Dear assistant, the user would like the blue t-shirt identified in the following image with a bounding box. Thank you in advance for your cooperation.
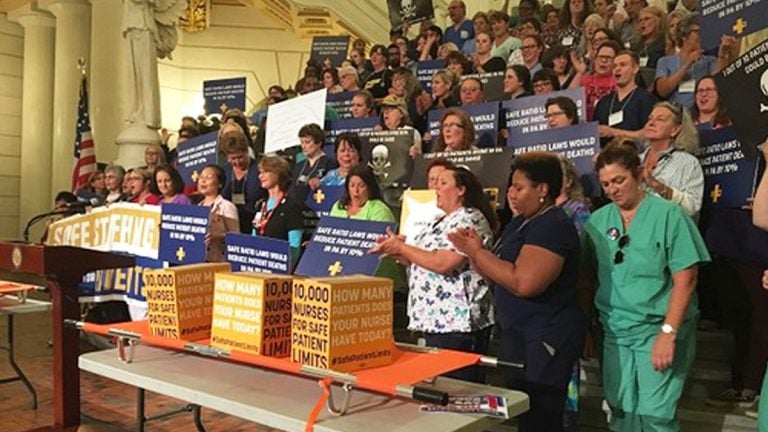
[444,20,474,51]
[494,207,585,332]
[594,87,657,146]
[654,54,717,109]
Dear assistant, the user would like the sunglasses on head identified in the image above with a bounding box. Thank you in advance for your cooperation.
[614,234,630,264]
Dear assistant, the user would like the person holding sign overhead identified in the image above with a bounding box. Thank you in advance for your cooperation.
[221,129,267,234]
[197,164,239,262]
[254,155,303,265]
[291,124,338,204]
[371,166,498,383]
[447,152,585,431]
[581,141,710,432]
[640,101,704,217]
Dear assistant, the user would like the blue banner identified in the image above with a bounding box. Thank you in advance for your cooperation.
[203,77,246,115]
[176,131,218,187]
[158,204,209,265]
[503,87,587,143]
[225,233,291,274]
[508,122,599,174]
[80,256,165,303]
[310,36,351,68]
[700,0,767,51]
[698,126,759,209]
[428,102,500,148]
[305,185,345,218]
[295,216,395,277]
[324,117,379,157]
[416,60,446,94]
[326,91,356,119]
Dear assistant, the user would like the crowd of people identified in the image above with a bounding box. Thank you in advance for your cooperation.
[64,0,768,430]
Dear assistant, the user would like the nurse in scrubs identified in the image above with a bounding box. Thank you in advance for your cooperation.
[582,141,710,431]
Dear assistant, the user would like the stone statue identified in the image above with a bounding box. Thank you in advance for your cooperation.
[122,0,186,129]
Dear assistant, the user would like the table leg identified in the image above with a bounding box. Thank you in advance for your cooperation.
[0,315,38,409]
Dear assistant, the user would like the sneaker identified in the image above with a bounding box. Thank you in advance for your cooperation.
[705,388,758,408]
[744,406,758,419]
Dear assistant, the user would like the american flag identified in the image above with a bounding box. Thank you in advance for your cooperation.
[71,76,96,191]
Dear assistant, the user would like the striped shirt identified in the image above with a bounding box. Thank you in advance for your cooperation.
[641,147,704,217]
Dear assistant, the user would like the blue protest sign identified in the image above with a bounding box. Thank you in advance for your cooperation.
[305,185,345,218]
[79,255,165,303]
[503,87,587,143]
[324,117,379,157]
[698,126,759,209]
[509,122,599,173]
[158,204,209,265]
[204,77,246,115]
[176,132,218,187]
[225,233,291,274]
[310,36,351,67]
[428,102,500,148]
[416,60,446,94]
[700,1,767,51]
[326,91,356,119]
[295,216,395,277]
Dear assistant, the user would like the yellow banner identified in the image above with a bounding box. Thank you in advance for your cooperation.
[46,203,161,259]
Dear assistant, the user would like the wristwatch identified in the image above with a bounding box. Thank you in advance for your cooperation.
[661,323,676,335]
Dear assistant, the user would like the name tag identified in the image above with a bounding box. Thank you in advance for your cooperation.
[679,79,695,93]
[232,193,245,205]
[639,56,649,67]
[562,36,574,46]
[460,30,469,39]
[609,110,624,126]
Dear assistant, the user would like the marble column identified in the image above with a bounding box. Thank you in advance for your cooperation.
[89,0,124,165]
[8,4,56,238]
[40,0,92,195]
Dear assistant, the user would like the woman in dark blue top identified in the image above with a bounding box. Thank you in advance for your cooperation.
[220,128,266,233]
[448,151,586,432]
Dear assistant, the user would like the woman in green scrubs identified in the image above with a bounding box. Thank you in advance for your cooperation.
[582,141,710,431]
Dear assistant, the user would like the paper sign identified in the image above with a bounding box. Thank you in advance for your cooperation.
[266,88,328,153]
[204,77,246,114]
[310,36,350,67]
[416,60,446,93]
[176,132,219,187]
[700,0,767,51]
[399,189,443,243]
[386,0,434,29]
[503,87,587,142]
[225,233,291,274]
[326,91,356,119]
[698,126,759,208]
[291,275,393,372]
[159,204,209,265]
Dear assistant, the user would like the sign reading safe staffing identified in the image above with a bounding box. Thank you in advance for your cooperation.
[295,216,395,277]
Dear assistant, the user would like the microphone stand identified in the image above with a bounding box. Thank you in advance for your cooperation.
[23,210,79,243]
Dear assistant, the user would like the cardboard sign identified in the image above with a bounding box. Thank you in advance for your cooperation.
[416,59,446,94]
[326,91,356,119]
[46,203,161,259]
[176,132,219,187]
[427,102,500,148]
[291,275,393,372]
[266,88,327,153]
[310,36,351,67]
[225,233,291,274]
[503,87,587,143]
[698,126,760,208]
[204,77,246,115]
[412,147,515,208]
[461,71,505,101]
[159,204,209,265]
[359,129,415,188]
[399,189,442,243]
[700,0,767,50]
[295,216,396,277]
[386,0,434,29]
[210,272,294,357]
[716,38,768,159]
[143,263,231,340]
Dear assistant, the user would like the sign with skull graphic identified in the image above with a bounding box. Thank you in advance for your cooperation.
[386,0,435,30]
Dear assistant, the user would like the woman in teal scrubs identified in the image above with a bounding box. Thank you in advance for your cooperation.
[582,141,710,431]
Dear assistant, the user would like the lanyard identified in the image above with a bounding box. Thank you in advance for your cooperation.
[608,87,637,114]
[256,195,284,236]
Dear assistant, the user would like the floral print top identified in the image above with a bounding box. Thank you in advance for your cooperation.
[407,207,495,333]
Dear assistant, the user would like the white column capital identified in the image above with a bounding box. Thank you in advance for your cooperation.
[39,0,91,16]
[8,3,55,28]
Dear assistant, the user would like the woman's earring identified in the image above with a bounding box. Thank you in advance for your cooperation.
[539,196,545,204]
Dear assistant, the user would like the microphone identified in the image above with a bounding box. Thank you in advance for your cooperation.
[64,196,104,210]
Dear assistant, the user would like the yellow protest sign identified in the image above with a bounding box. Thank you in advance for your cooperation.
[144,263,231,340]
[291,276,393,372]
[210,272,293,357]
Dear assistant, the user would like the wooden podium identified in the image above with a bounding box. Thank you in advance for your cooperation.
[0,242,135,431]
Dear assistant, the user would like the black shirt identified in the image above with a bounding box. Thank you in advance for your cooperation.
[362,68,393,99]
[594,86,656,146]
[254,196,304,241]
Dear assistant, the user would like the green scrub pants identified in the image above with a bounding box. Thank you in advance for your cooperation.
[602,323,696,432]
[759,363,767,432]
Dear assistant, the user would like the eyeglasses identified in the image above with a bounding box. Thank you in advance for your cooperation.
[544,111,566,119]
[442,122,464,130]
[533,81,552,89]
[596,55,615,62]
[614,234,630,264]
[695,87,717,95]
[522,44,539,50]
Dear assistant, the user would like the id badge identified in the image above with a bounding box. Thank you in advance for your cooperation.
[639,56,649,67]
[562,36,574,46]
[679,79,695,93]
[232,193,245,205]
[608,111,624,126]
[298,174,308,183]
